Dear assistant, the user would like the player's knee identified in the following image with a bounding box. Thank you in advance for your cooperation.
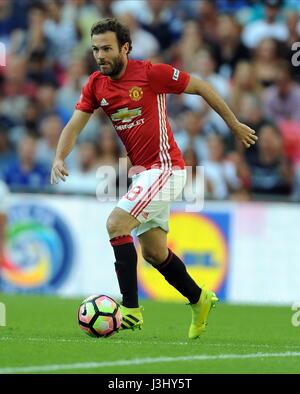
[106,216,120,237]
[142,249,167,266]
[106,213,127,238]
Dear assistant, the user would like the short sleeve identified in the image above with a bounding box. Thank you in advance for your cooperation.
[146,62,190,94]
[75,75,99,113]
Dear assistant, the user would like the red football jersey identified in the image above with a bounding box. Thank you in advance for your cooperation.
[76,59,190,172]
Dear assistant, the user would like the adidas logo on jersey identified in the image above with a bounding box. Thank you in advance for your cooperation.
[100,98,109,106]
[141,211,149,220]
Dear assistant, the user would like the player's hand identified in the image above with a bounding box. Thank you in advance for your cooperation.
[231,121,258,148]
[51,159,69,184]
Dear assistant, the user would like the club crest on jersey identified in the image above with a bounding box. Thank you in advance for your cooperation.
[129,86,143,101]
[111,107,142,123]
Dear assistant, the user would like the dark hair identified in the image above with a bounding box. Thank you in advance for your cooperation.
[90,18,132,54]
[259,122,282,138]
[28,2,47,13]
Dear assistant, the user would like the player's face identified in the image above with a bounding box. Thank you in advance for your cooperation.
[91,32,128,78]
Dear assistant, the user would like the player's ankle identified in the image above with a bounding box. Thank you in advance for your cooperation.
[122,302,139,308]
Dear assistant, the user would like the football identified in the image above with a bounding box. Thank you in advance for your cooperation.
[78,295,122,338]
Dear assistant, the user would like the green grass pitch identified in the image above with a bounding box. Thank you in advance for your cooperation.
[0,294,299,374]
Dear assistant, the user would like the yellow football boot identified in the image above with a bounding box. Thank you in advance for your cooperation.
[188,286,218,339]
[119,305,144,331]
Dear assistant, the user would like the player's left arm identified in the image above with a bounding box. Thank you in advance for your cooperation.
[184,75,258,148]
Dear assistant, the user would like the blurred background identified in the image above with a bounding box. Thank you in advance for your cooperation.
[0,0,299,305]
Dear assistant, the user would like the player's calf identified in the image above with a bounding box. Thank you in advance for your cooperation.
[151,248,202,304]
[107,208,141,309]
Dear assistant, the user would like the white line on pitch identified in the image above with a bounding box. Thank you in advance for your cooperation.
[0,336,299,349]
[0,352,300,374]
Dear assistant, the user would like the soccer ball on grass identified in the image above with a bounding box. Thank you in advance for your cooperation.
[78,295,122,338]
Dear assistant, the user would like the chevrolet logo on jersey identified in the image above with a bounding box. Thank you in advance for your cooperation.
[111,107,142,123]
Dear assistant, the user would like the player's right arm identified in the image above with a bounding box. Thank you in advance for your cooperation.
[51,110,91,184]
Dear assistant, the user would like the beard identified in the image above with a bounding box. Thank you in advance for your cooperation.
[98,55,125,77]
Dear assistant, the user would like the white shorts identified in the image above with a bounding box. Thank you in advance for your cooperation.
[117,168,187,237]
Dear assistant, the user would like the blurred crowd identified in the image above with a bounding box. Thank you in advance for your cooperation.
[1,0,300,201]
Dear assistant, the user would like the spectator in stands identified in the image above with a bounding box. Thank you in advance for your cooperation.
[182,48,230,135]
[238,94,265,131]
[235,93,272,166]
[117,12,159,60]
[175,20,204,71]
[2,134,49,191]
[0,124,16,178]
[0,55,35,123]
[262,60,300,123]
[226,150,251,198]
[252,38,281,88]
[93,0,115,19]
[196,0,219,45]
[55,140,100,194]
[175,111,209,163]
[247,124,292,196]
[26,49,58,87]
[138,0,179,51]
[0,0,27,49]
[37,113,80,172]
[22,98,40,132]
[285,10,300,53]
[284,10,300,82]
[111,0,147,19]
[215,14,250,79]
[43,0,78,68]
[97,124,121,168]
[230,61,262,116]
[61,0,100,53]
[192,47,229,99]
[11,2,48,58]
[36,81,69,124]
[36,114,63,170]
[215,0,249,14]
[9,98,41,145]
[56,57,103,143]
[57,57,88,116]
[182,147,209,202]
[241,0,288,49]
[56,125,120,195]
[1,1,299,202]
[292,163,300,201]
[203,134,241,200]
